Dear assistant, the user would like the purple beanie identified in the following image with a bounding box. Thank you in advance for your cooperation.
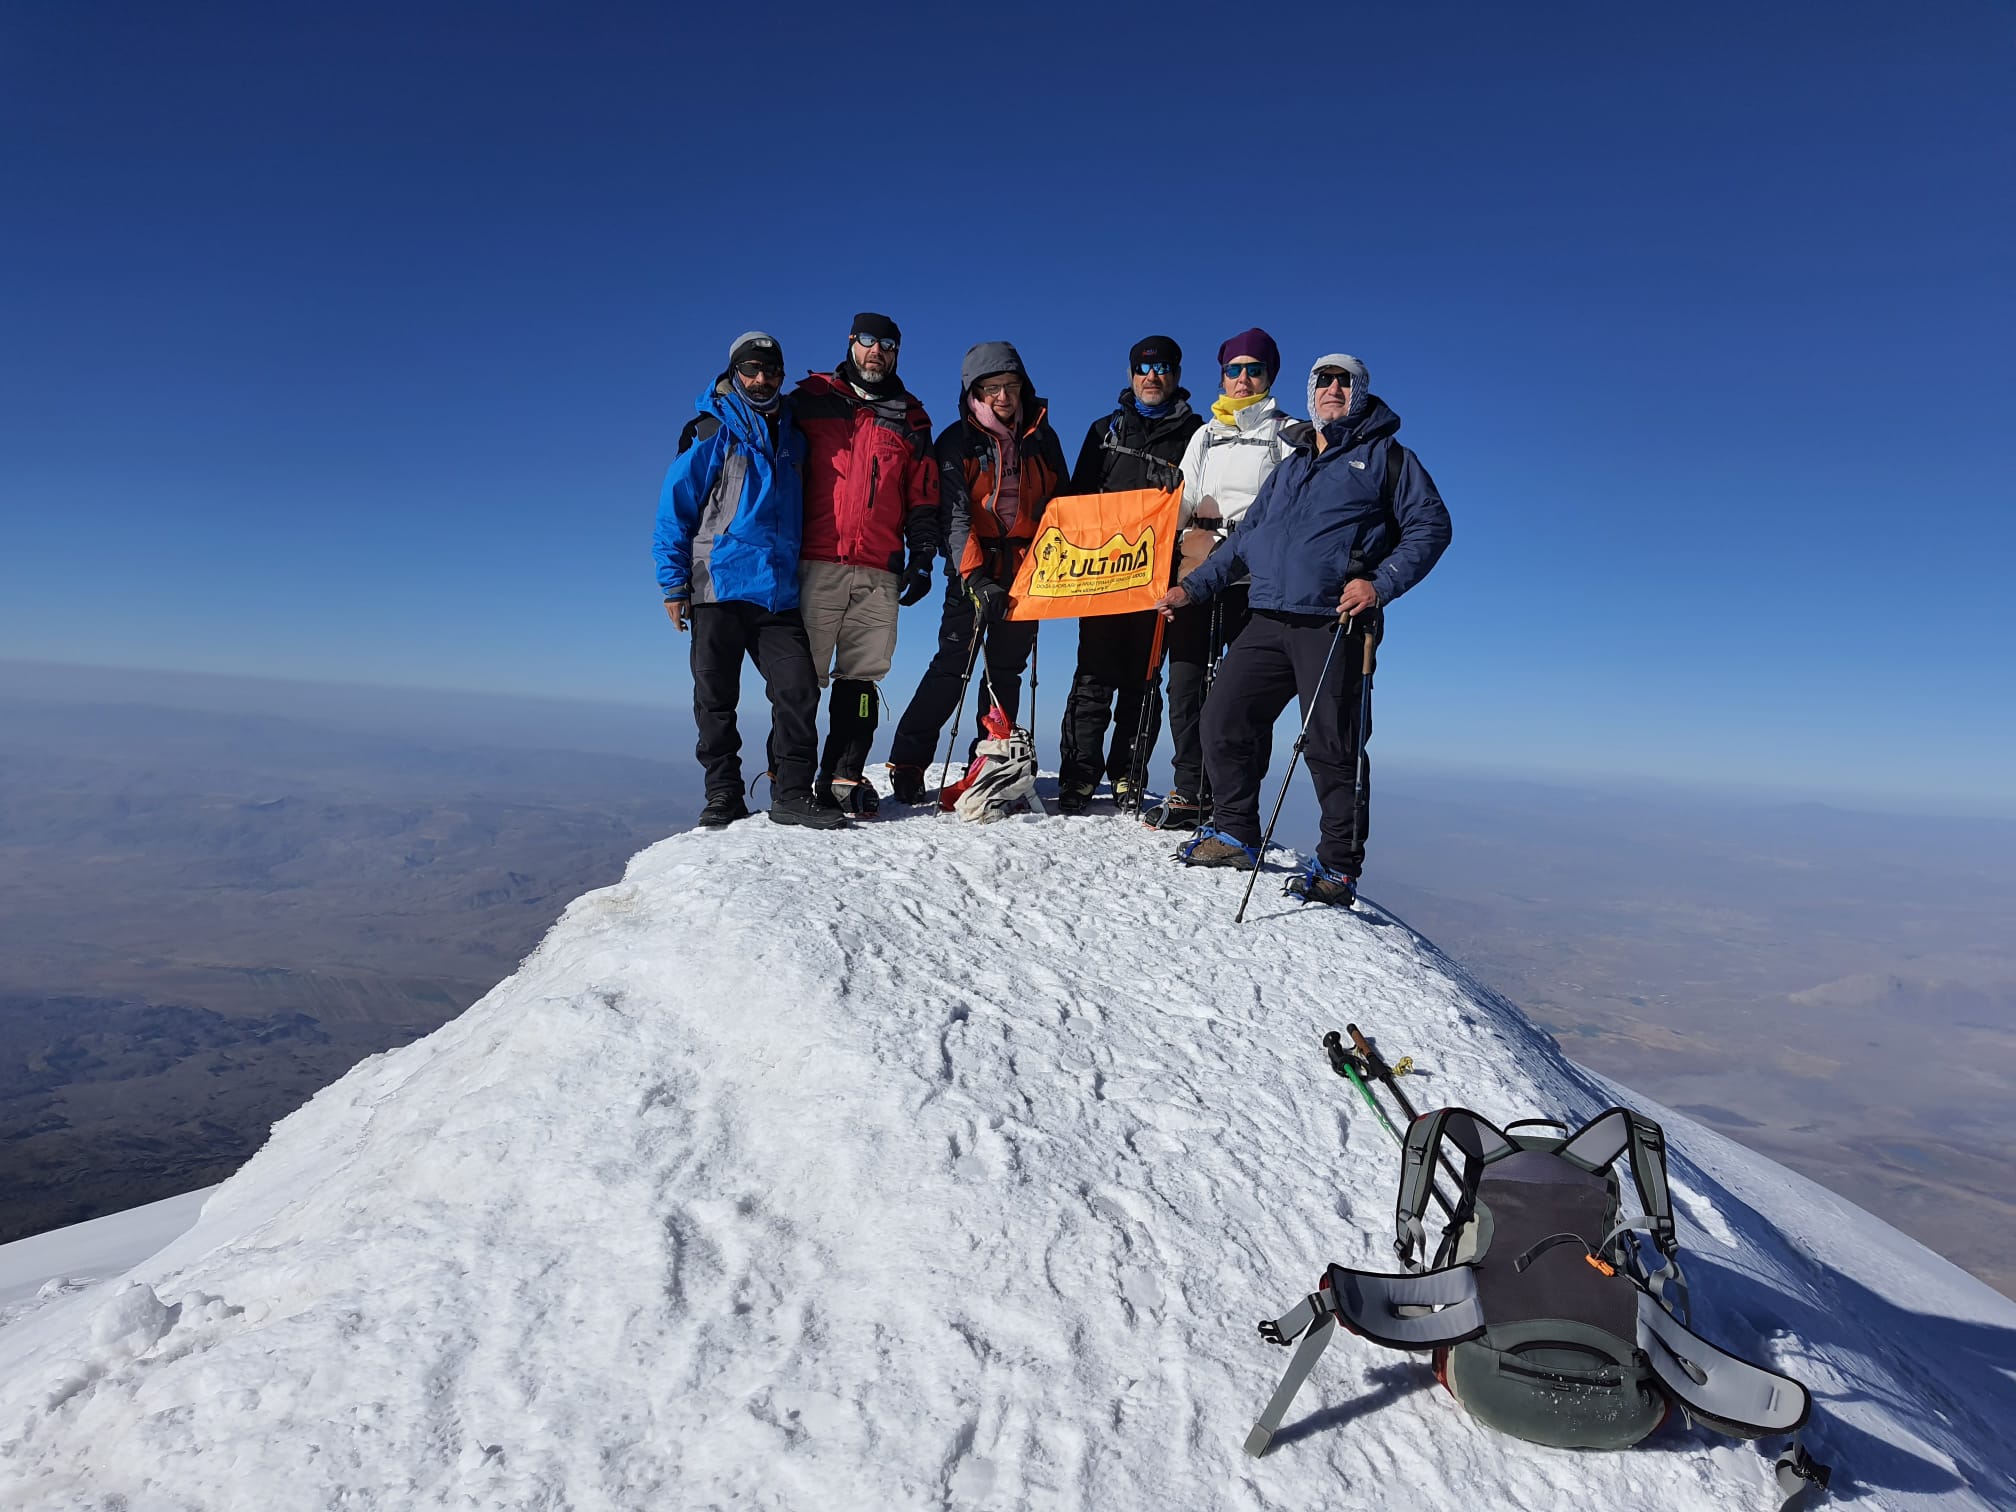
[1217,327,1282,384]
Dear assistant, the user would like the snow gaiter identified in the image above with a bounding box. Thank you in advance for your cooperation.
[821,679,879,783]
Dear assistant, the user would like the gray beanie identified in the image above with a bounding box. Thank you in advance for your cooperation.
[961,340,1026,394]
[1307,353,1368,419]
[728,330,784,370]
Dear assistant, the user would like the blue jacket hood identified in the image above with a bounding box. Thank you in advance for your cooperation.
[699,373,785,448]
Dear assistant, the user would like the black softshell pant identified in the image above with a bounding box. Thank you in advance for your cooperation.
[690,601,820,802]
[1201,610,1376,877]
[1165,582,1250,799]
[1059,608,1161,791]
[888,576,1038,768]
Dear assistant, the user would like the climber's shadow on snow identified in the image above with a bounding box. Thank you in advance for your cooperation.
[1268,1363,1429,1449]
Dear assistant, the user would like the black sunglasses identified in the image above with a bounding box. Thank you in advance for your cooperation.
[735,360,783,379]
[853,333,899,352]
[1312,369,1355,391]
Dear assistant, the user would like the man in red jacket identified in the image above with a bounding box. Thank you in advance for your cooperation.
[791,312,940,815]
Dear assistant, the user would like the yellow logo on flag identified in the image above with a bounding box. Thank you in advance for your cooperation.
[1024,525,1160,599]
[1005,485,1180,621]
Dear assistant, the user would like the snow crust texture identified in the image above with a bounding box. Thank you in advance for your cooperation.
[3,789,2014,1510]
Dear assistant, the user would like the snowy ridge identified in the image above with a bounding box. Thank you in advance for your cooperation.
[3,787,2013,1510]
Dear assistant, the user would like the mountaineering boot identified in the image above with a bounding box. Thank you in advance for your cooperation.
[698,790,751,829]
[1175,826,1259,870]
[1144,792,1205,830]
[1057,782,1096,816]
[769,792,851,830]
[1111,775,1138,810]
[1286,861,1357,908]
[887,764,927,804]
[827,778,881,817]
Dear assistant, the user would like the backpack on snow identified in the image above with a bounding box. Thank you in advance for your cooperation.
[940,705,1045,823]
[1247,1103,1829,1504]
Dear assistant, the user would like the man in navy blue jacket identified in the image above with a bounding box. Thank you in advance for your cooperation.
[1152,354,1451,905]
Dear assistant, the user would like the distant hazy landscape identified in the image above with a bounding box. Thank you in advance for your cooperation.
[2,659,2011,1298]
[1354,780,2016,1296]
[0,661,696,1239]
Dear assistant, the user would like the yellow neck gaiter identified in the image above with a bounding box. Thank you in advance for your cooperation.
[1212,390,1269,427]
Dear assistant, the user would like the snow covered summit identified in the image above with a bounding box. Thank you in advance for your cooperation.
[4,796,2014,1510]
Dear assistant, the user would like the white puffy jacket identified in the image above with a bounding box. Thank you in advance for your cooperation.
[1175,395,1312,534]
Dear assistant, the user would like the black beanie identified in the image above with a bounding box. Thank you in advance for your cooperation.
[851,311,902,345]
[1129,334,1182,370]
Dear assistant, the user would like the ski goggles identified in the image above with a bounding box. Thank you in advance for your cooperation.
[852,333,899,352]
[1312,369,1355,391]
[1222,361,1269,379]
[1132,361,1175,376]
[734,359,783,379]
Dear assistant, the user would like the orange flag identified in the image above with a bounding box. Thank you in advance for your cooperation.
[1004,486,1181,622]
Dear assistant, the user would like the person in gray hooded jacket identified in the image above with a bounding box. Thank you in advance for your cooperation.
[885,342,1071,804]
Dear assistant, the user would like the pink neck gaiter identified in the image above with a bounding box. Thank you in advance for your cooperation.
[969,397,1022,531]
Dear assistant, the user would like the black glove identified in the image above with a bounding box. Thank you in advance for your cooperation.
[898,561,934,606]
[967,575,1009,623]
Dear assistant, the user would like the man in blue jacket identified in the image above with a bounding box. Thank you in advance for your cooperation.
[655,332,847,831]
[1152,354,1451,905]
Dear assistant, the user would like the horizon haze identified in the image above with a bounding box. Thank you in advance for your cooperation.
[3,661,2010,1297]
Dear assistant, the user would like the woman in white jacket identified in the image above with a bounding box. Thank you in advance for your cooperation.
[1147,327,1311,830]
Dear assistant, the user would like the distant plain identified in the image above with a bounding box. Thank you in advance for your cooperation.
[2,660,2010,1297]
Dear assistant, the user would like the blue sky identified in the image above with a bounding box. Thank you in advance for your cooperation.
[3,2,2011,807]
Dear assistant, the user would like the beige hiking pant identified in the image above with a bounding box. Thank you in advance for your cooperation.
[798,559,900,687]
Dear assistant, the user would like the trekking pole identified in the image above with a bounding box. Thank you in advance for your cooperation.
[1325,1029,1461,1221]
[1123,613,1168,811]
[1346,1022,1467,1200]
[1234,616,1348,925]
[938,610,987,798]
[1029,625,1040,737]
[1198,598,1224,808]
[1346,1024,1419,1118]
[1346,621,1375,868]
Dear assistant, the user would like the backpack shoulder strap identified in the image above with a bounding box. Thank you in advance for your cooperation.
[1379,436,1407,513]
[1558,1108,1676,1254]
[1397,1108,1514,1267]
[678,412,722,456]
[1637,1291,1812,1439]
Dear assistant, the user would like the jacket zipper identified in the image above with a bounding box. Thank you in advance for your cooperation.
[860,454,879,559]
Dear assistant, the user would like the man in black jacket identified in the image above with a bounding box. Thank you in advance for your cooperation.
[1056,335,1203,814]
